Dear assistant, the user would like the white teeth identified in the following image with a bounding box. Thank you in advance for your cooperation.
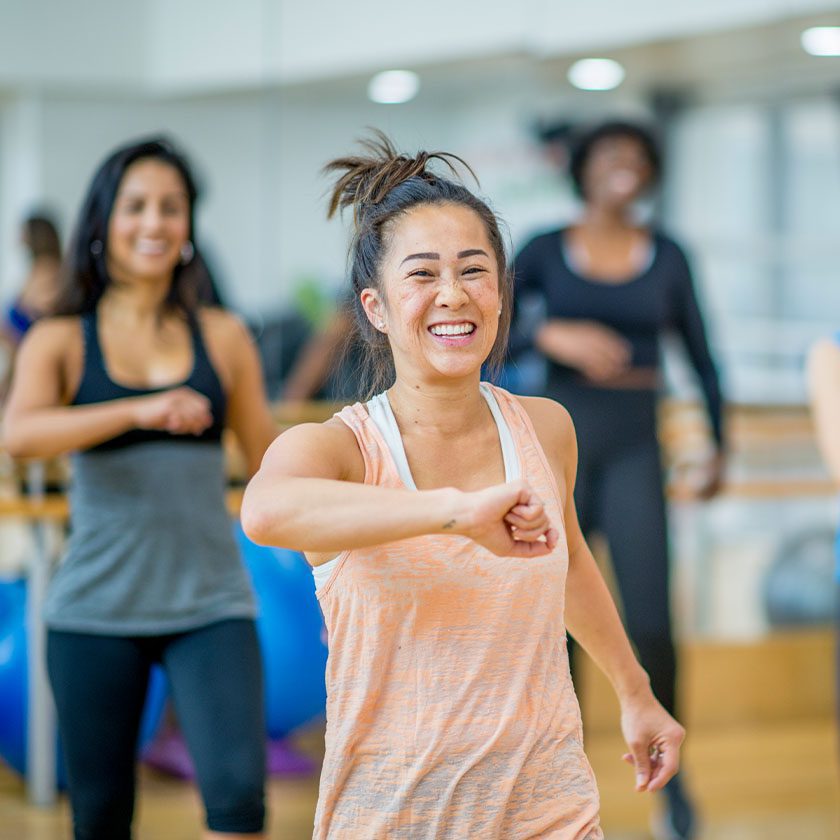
[430,323,475,337]
[135,241,167,255]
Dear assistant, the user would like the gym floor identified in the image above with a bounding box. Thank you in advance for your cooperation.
[2,631,838,840]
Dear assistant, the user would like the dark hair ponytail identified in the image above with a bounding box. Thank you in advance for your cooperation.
[324,130,511,397]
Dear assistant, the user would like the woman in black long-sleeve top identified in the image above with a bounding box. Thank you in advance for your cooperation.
[514,121,724,840]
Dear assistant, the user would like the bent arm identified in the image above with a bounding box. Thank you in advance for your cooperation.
[2,322,138,458]
[282,309,352,401]
[240,420,461,555]
[241,419,556,560]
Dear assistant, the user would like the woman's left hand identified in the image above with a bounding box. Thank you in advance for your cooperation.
[619,690,685,793]
[694,450,725,500]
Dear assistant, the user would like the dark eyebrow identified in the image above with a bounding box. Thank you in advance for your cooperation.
[400,248,489,266]
[117,189,189,200]
[400,252,439,265]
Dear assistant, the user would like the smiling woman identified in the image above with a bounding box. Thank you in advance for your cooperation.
[513,119,725,838]
[1,136,277,840]
[241,132,686,840]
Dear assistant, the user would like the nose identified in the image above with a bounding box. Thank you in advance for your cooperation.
[435,274,469,309]
[140,205,167,232]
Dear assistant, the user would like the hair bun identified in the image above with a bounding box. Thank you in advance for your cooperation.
[323,130,475,223]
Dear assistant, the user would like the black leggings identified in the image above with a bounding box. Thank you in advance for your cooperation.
[47,618,266,839]
[552,382,677,716]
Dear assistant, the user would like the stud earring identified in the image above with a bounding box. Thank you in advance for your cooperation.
[180,241,195,265]
[90,240,104,257]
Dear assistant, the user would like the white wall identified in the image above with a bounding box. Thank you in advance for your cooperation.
[0,79,616,312]
[0,96,45,296]
[0,0,145,89]
[27,93,271,314]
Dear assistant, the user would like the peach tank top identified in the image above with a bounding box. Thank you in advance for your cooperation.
[313,384,602,839]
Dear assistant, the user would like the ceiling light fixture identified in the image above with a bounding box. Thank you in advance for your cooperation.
[368,70,420,104]
[567,58,626,91]
[801,26,840,57]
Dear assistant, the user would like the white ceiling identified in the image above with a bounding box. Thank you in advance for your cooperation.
[1,0,838,100]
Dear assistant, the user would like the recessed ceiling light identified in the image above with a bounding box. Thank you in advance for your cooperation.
[368,70,420,104]
[567,58,626,91]
[801,26,840,57]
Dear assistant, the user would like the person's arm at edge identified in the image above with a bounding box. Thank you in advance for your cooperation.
[807,338,840,485]
[282,310,352,401]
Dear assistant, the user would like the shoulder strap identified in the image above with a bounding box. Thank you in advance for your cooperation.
[483,385,565,514]
[334,403,403,489]
[80,309,105,368]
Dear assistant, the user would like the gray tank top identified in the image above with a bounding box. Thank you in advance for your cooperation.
[43,311,256,635]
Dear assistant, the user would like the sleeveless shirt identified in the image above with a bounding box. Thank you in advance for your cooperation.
[312,384,602,839]
[513,227,723,445]
[43,310,256,634]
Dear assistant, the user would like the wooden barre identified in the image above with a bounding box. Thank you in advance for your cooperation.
[0,488,244,521]
[0,478,834,524]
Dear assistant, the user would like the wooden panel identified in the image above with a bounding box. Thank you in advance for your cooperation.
[579,629,835,733]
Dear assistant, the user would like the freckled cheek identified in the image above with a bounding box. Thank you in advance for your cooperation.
[390,289,435,335]
[473,283,501,314]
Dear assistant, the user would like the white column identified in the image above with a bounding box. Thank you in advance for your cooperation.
[0,94,44,300]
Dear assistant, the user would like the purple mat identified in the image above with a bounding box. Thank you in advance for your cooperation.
[143,730,317,778]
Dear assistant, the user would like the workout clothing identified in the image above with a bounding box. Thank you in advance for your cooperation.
[513,227,723,719]
[311,383,520,591]
[313,384,602,840]
[513,227,723,444]
[43,309,255,634]
[4,301,38,341]
[42,307,266,836]
[48,619,266,839]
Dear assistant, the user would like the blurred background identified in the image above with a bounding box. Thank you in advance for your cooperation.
[1,1,839,838]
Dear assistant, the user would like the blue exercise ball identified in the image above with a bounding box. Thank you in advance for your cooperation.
[0,578,167,782]
[234,526,328,738]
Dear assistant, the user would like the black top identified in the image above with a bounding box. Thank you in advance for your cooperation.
[513,227,724,445]
[72,309,227,450]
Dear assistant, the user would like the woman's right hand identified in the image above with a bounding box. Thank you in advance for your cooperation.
[129,387,213,435]
[536,319,631,382]
[453,481,559,558]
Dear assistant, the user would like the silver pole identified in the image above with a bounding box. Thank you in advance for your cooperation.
[25,459,57,806]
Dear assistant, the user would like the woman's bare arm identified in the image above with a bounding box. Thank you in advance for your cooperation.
[241,418,556,561]
[807,338,840,485]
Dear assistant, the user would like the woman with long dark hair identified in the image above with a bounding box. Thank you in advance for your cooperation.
[513,120,725,839]
[242,133,685,839]
[2,137,276,839]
